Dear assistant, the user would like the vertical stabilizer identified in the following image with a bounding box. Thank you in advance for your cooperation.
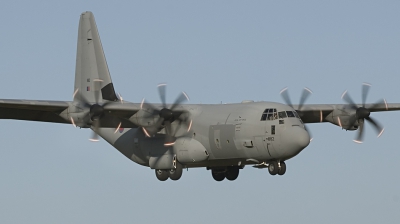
[74,11,118,103]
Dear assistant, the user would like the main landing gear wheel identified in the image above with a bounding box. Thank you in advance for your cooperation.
[268,161,279,175]
[155,169,169,181]
[211,169,225,181]
[225,166,239,181]
[169,163,183,181]
[278,161,286,175]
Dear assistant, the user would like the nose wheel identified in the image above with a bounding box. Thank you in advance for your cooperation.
[268,161,286,176]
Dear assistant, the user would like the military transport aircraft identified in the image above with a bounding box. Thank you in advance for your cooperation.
[1,12,398,181]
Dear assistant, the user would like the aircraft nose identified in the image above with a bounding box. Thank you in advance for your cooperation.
[293,126,310,149]
[281,126,310,158]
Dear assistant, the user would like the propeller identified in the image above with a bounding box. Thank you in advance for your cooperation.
[280,87,313,113]
[280,87,313,140]
[141,84,191,146]
[341,82,386,143]
[72,79,122,141]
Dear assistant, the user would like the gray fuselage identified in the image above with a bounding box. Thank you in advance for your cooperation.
[96,101,310,169]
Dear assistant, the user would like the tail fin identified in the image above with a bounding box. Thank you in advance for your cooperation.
[74,11,118,103]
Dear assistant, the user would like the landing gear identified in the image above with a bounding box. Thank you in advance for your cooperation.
[155,169,169,181]
[278,161,286,175]
[225,166,239,181]
[155,163,184,181]
[211,166,240,181]
[268,161,286,176]
[268,161,279,175]
[212,169,225,181]
[169,163,183,181]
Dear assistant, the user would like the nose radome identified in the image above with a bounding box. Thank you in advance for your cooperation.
[294,126,310,149]
[281,126,310,159]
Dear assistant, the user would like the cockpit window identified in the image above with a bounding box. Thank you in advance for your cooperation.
[293,111,300,118]
[261,108,277,121]
[286,111,296,117]
[278,111,287,119]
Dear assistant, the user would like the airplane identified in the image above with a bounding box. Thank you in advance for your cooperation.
[1,11,399,182]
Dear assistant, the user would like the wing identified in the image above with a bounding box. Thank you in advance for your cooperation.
[296,103,400,123]
[100,102,140,128]
[0,99,70,123]
[0,99,141,128]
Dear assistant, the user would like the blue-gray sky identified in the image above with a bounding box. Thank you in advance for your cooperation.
[0,1,399,223]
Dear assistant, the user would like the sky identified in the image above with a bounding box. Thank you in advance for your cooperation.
[0,1,400,223]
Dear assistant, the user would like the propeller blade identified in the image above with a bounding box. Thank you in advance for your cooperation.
[362,82,371,107]
[304,124,313,142]
[365,117,384,137]
[146,117,164,136]
[280,87,293,108]
[347,114,358,130]
[70,117,77,128]
[368,99,387,111]
[140,99,160,119]
[89,119,100,142]
[117,93,124,104]
[172,116,192,136]
[341,90,358,110]
[158,83,167,108]
[113,122,122,134]
[144,86,191,145]
[299,87,313,110]
[353,119,364,144]
[170,92,189,111]
[73,91,91,108]
[163,120,175,146]
[89,132,99,142]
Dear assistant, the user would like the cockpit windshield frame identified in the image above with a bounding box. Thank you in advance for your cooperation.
[261,108,277,121]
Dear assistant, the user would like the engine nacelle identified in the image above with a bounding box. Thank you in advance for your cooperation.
[129,109,158,127]
[174,137,209,163]
[325,108,358,130]
[149,154,176,170]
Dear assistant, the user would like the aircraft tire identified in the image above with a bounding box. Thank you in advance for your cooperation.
[155,169,169,181]
[278,161,286,175]
[169,163,183,181]
[268,161,279,175]
[225,166,239,181]
[211,169,225,181]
